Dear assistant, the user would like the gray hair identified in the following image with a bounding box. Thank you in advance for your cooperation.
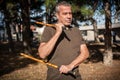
[55,1,71,13]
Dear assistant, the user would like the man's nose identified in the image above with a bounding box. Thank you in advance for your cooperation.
[67,14,72,18]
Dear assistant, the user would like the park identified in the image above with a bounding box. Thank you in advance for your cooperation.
[0,0,120,80]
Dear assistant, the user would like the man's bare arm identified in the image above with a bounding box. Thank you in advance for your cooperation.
[38,23,63,59]
[38,32,61,59]
[59,44,89,73]
[69,44,89,67]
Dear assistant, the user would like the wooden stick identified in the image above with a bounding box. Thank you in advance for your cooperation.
[33,21,67,31]
[35,21,55,27]
[20,53,58,68]
[20,53,75,76]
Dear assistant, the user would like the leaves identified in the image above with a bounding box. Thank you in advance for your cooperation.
[80,5,94,18]
[45,0,56,9]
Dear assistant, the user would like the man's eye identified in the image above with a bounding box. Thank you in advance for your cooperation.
[63,13,67,15]
[69,13,72,14]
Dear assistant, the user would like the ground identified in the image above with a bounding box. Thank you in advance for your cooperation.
[0,42,120,80]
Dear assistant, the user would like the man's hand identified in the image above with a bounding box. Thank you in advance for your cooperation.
[59,64,74,74]
[54,23,64,33]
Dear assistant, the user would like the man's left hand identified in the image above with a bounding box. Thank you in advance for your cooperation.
[59,65,74,74]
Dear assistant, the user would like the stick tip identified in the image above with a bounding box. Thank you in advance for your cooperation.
[20,53,24,55]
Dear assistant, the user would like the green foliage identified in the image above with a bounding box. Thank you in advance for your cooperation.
[45,0,56,8]
[6,2,14,10]
[6,2,17,19]
[71,3,80,13]
[99,9,104,15]
[80,5,94,17]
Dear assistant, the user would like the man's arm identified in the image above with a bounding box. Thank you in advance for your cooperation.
[38,31,61,59]
[69,44,89,67]
[38,23,63,59]
[59,44,89,73]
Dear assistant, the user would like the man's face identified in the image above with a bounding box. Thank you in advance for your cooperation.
[56,5,72,26]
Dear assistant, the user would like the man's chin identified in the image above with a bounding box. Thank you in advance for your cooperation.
[64,23,71,26]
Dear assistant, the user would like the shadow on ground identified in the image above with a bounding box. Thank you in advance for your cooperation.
[0,42,39,77]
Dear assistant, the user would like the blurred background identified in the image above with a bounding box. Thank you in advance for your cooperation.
[0,0,120,80]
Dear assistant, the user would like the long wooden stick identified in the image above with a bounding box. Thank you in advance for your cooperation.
[32,20,66,31]
[31,19,55,27]
[20,53,58,68]
[35,21,55,27]
[20,53,75,76]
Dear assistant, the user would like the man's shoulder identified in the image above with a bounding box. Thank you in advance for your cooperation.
[44,26,55,31]
[72,26,80,30]
[43,26,56,35]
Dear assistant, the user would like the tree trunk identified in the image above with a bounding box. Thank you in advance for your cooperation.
[5,20,14,52]
[4,0,14,52]
[15,24,20,42]
[19,0,32,54]
[91,18,100,43]
[103,1,113,66]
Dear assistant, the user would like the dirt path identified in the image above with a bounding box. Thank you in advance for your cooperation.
[79,60,120,80]
[0,60,120,80]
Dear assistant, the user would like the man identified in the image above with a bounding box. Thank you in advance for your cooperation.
[38,1,89,80]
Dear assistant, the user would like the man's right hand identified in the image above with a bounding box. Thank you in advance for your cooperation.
[54,23,64,34]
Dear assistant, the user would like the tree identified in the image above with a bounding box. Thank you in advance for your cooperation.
[19,0,32,54]
[103,0,113,66]
[19,0,45,54]
[1,0,15,52]
[45,0,57,23]
[79,3,100,43]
